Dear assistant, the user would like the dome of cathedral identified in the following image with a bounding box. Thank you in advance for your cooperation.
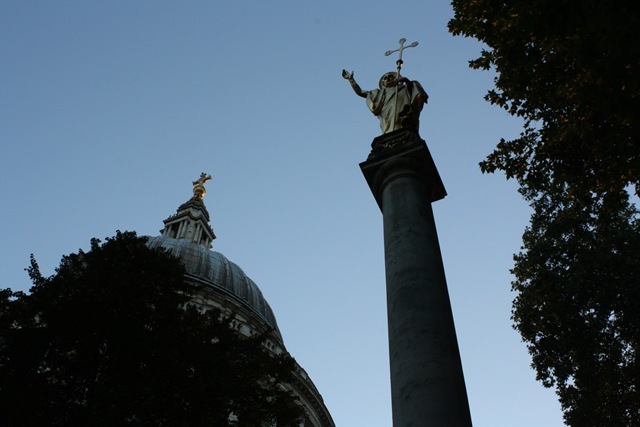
[146,176,334,427]
[146,235,282,341]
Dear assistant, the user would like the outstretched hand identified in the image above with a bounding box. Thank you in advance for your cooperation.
[342,69,354,80]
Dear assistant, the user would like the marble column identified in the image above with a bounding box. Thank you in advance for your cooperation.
[360,129,472,427]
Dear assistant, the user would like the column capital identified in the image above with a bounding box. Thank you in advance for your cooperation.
[360,129,446,211]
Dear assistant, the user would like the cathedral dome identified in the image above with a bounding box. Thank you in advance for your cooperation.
[146,235,282,341]
[145,175,334,427]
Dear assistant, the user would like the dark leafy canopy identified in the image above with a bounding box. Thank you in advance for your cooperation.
[449,1,640,425]
[449,0,640,199]
[0,231,303,427]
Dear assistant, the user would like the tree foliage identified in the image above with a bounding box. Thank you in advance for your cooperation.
[449,0,640,199]
[0,231,303,427]
[449,1,640,424]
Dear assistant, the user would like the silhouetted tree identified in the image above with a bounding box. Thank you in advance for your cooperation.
[0,231,303,426]
[449,1,640,424]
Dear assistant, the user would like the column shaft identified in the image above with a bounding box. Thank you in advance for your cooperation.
[368,151,471,427]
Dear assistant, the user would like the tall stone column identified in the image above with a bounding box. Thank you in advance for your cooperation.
[360,129,472,427]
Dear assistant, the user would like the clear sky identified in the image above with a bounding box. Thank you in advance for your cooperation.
[1,1,565,426]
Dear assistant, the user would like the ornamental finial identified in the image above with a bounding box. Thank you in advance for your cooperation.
[192,172,212,200]
[384,38,419,76]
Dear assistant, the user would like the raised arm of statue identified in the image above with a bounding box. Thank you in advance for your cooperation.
[342,69,368,98]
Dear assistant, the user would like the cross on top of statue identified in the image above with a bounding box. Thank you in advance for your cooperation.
[385,38,419,75]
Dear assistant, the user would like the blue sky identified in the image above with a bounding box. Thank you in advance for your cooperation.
[1,1,564,426]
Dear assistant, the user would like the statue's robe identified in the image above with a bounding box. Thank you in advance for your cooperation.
[366,80,427,134]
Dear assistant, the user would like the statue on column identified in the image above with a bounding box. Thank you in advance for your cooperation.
[342,38,428,134]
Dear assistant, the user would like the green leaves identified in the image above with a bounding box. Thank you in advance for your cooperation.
[450,0,640,424]
[0,232,303,426]
[512,195,640,424]
[451,0,640,201]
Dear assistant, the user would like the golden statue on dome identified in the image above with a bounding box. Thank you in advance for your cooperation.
[192,172,212,200]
